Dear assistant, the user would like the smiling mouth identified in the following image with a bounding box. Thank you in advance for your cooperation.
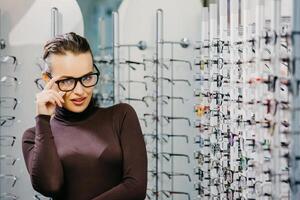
[71,97,86,105]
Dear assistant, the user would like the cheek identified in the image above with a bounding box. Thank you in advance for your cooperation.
[83,87,94,97]
[85,86,95,95]
[63,92,71,102]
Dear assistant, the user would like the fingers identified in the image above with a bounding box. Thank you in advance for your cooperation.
[47,96,57,106]
[49,90,65,103]
[45,92,60,107]
[47,92,63,107]
[44,75,63,91]
[36,90,65,107]
[58,91,66,96]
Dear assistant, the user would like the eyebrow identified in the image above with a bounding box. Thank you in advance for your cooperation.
[59,71,94,79]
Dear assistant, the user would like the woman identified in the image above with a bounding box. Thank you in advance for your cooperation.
[21,32,147,200]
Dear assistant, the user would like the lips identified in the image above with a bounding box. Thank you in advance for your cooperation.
[71,97,86,105]
[71,97,86,102]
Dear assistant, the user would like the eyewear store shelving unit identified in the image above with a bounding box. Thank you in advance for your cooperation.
[1,0,300,199]
[100,0,300,199]
[0,7,22,200]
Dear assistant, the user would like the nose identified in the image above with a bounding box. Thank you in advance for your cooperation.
[73,80,85,95]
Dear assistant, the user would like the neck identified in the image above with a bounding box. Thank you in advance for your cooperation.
[54,97,97,123]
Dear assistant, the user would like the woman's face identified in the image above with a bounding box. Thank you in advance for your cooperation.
[43,51,95,113]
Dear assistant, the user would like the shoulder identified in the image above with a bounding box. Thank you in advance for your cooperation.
[22,126,36,142]
[112,102,136,113]
[109,103,139,130]
[93,103,133,118]
[110,102,138,120]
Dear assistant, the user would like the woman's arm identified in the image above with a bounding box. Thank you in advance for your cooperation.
[91,103,148,200]
[22,114,64,197]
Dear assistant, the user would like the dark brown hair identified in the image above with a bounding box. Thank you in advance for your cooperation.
[42,32,93,73]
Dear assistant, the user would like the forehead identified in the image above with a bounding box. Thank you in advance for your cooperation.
[49,51,93,77]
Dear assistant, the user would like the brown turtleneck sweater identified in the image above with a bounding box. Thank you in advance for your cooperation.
[21,98,147,200]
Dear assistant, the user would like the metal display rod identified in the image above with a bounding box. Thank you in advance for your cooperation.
[0,9,5,50]
[51,7,59,38]
[292,0,300,199]
[113,11,120,103]
[155,8,163,200]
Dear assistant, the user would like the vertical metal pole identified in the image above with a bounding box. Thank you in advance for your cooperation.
[0,8,2,41]
[209,1,216,195]
[0,8,1,38]
[271,0,281,199]
[98,17,106,101]
[156,9,163,200]
[0,8,5,50]
[113,11,120,104]
[127,46,131,103]
[291,0,300,199]
[51,7,58,38]
[170,43,174,200]
[99,17,106,58]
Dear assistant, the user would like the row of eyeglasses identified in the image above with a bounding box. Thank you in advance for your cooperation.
[192,26,294,200]
[126,38,194,199]
[1,55,55,199]
[0,54,22,200]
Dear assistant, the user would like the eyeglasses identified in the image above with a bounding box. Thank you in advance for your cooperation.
[160,190,191,200]
[0,116,16,127]
[0,55,18,72]
[0,75,21,87]
[0,174,18,187]
[34,193,51,200]
[0,154,20,166]
[34,78,45,90]
[143,133,189,146]
[46,64,100,92]
[0,135,16,147]
[161,171,192,182]
[0,192,18,200]
[0,97,18,110]
[94,91,114,104]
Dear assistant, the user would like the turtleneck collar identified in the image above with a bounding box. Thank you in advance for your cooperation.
[53,97,97,124]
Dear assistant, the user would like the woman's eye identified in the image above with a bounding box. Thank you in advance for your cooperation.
[60,79,74,85]
[82,74,93,82]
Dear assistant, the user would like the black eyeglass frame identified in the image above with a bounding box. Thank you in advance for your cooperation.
[46,63,100,92]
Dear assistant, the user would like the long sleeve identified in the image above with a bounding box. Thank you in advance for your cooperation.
[91,103,148,200]
[22,114,64,197]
